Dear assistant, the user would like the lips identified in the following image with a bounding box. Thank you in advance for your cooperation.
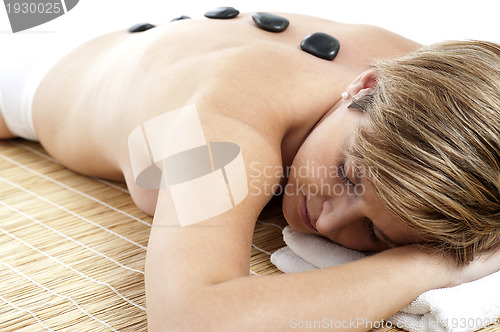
[300,195,317,232]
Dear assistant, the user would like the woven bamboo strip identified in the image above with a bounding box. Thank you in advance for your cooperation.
[1,140,499,332]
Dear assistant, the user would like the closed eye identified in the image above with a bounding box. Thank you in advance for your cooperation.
[339,163,354,186]
[364,219,381,244]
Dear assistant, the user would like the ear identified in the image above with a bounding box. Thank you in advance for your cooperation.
[345,68,378,98]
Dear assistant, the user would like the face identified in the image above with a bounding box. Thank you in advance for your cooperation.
[282,98,422,252]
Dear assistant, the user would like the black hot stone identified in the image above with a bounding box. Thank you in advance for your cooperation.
[300,32,340,61]
[170,15,191,22]
[204,7,239,19]
[128,23,156,33]
[252,12,289,32]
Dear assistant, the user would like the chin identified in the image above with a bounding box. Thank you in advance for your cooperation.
[281,193,308,234]
[281,194,292,222]
[281,193,297,226]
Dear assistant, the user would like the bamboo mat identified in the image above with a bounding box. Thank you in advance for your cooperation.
[0,139,288,331]
[0,139,498,332]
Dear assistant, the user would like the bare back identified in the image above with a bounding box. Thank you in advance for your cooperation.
[32,12,420,211]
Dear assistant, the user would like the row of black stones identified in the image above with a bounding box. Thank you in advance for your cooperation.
[128,7,340,61]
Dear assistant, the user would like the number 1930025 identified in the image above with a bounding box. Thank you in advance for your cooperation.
[445,317,500,329]
[5,2,62,14]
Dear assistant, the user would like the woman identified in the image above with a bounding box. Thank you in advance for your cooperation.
[1,12,499,330]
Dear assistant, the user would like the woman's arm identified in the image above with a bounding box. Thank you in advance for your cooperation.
[146,202,447,332]
[143,116,499,331]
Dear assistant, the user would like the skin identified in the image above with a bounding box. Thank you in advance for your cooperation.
[282,69,423,251]
[31,12,421,235]
[2,12,500,331]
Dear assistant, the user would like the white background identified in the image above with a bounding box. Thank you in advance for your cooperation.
[1,0,499,44]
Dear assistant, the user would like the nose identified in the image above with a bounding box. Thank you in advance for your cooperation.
[314,198,363,235]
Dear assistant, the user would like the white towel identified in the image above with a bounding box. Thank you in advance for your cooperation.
[270,226,500,332]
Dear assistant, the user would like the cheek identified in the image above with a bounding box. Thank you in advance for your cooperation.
[291,131,331,177]
[295,120,349,174]
[283,129,335,204]
[297,130,326,161]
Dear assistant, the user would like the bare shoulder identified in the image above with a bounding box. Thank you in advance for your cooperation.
[124,105,283,217]
[152,113,283,226]
[347,23,422,59]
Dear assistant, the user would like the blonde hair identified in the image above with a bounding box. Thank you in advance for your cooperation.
[350,40,500,265]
